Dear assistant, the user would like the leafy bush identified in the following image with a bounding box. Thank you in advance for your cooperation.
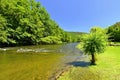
[40,36,62,44]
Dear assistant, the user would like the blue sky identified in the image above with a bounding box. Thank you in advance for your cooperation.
[36,0,120,32]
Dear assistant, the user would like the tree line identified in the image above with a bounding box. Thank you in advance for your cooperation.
[107,22,120,42]
[0,0,79,46]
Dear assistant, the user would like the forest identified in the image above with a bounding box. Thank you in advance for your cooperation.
[0,0,82,47]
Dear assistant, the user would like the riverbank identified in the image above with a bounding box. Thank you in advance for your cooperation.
[58,46,120,80]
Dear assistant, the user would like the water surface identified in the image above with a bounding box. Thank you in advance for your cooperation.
[0,43,82,80]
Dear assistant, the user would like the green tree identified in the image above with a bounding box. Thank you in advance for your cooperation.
[0,14,7,45]
[40,36,62,44]
[77,27,108,65]
[0,0,71,46]
[107,22,120,42]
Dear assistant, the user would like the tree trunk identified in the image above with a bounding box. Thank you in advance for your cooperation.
[91,53,96,65]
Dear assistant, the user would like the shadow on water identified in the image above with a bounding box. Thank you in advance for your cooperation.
[67,61,90,67]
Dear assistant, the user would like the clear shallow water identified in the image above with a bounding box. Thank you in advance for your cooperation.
[0,43,82,80]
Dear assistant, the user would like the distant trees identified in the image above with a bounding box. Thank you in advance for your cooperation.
[107,22,120,42]
[0,0,72,46]
[68,32,85,42]
[77,27,108,65]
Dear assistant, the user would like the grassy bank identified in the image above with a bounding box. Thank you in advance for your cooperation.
[58,46,120,80]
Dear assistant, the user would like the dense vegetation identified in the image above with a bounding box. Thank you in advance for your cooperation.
[68,32,86,42]
[77,27,108,65]
[107,22,120,42]
[0,0,73,46]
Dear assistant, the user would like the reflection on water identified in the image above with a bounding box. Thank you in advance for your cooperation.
[17,48,55,53]
[0,43,83,80]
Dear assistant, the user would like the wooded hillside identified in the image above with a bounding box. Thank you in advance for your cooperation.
[0,0,72,46]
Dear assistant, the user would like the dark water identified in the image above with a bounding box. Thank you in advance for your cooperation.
[0,43,82,80]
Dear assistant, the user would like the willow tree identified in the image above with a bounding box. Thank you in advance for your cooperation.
[77,27,108,65]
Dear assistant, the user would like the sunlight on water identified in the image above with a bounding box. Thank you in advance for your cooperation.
[0,43,82,80]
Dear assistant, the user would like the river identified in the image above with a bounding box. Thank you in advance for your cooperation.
[0,43,83,80]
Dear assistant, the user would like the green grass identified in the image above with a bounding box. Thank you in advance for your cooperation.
[58,46,120,80]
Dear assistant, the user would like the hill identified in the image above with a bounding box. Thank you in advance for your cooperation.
[68,32,87,42]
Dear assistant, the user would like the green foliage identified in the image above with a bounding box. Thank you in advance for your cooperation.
[77,27,108,64]
[90,26,106,34]
[60,32,72,43]
[107,22,120,42]
[77,27,107,54]
[40,36,62,44]
[68,32,86,42]
[0,0,70,46]
[0,14,7,44]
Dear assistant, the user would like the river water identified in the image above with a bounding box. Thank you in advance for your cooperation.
[0,43,83,80]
